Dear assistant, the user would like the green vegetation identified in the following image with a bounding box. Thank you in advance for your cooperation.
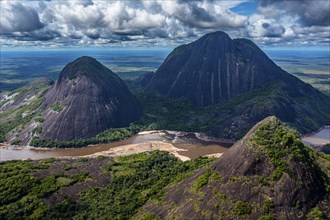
[77,153,213,219]
[263,199,274,213]
[34,116,44,123]
[314,151,330,192]
[295,76,330,96]
[306,207,325,220]
[62,164,76,171]
[234,201,252,215]
[229,176,242,182]
[136,212,161,220]
[30,123,142,148]
[0,81,49,143]
[0,151,214,219]
[134,89,200,132]
[258,214,276,220]
[0,158,88,219]
[140,118,330,219]
[2,78,328,148]
[132,79,328,141]
[248,119,329,203]
[210,170,222,182]
[11,139,21,145]
[193,169,212,190]
[33,126,42,134]
[51,102,63,112]
[193,200,200,212]
[29,87,203,147]
[0,91,46,142]
[251,117,308,181]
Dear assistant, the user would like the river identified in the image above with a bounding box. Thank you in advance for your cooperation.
[0,131,233,161]
[2,127,328,161]
[301,126,330,152]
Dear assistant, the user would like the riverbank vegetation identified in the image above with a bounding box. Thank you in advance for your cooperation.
[30,123,143,148]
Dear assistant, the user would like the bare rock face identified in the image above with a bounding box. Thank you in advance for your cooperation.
[0,78,53,145]
[139,116,330,219]
[40,56,141,141]
[147,31,323,107]
[0,78,53,113]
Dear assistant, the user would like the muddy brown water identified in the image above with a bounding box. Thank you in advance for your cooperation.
[0,131,232,161]
[2,127,328,161]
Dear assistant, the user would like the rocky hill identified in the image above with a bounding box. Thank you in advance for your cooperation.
[0,57,141,144]
[0,78,53,144]
[1,116,329,219]
[147,31,326,107]
[144,31,329,139]
[138,116,330,219]
[40,56,141,141]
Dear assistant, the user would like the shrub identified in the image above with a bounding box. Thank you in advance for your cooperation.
[62,164,76,171]
[51,102,63,112]
[11,139,21,145]
[193,169,212,190]
[33,127,42,134]
[307,207,324,220]
[235,201,252,215]
[258,214,276,220]
[263,199,274,213]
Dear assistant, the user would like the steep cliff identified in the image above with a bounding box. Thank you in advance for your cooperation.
[147,31,327,107]
[145,31,329,139]
[40,56,141,141]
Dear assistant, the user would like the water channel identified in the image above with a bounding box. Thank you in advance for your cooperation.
[0,131,232,161]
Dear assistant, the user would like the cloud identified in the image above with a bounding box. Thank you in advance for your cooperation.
[0,1,44,33]
[0,0,329,48]
[7,29,60,41]
[0,0,250,48]
[259,0,330,27]
[246,0,330,46]
[247,19,285,38]
[102,2,166,35]
[158,1,247,29]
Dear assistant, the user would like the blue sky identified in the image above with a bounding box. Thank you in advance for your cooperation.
[231,1,257,16]
[0,0,329,49]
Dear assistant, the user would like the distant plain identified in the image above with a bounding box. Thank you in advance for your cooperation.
[0,49,329,94]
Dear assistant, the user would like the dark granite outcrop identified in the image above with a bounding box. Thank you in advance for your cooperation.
[139,116,330,219]
[40,56,141,141]
[137,71,154,87]
[147,31,326,107]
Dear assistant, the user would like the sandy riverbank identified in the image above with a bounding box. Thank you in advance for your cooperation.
[77,140,224,161]
[137,130,160,135]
